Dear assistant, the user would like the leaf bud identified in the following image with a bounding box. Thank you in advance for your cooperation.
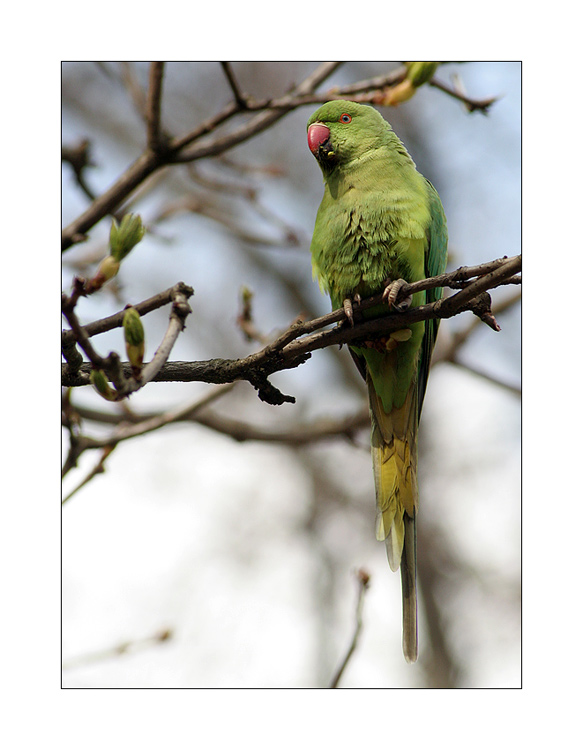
[90,369,116,400]
[405,62,440,87]
[123,307,145,374]
[379,62,440,106]
[109,213,146,262]
[86,255,120,293]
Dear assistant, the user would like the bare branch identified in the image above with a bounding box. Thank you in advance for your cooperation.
[67,384,236,458]
[61,285,108,372]
[434,288,521,362]
[62,139,96,202]
[429,76,499,113]
[138,286,192,390]
[220,62,248,108]
[73,399,370,447]
[171,61,343,160]
[62,63,343,251]
[62,256,521,405]
[62,149,162,250]
[62,628,172,670]
[120,62,148,120]
[329,568,371,688]
[61,282,194,398]
[61,281,194,352]
[146,62,166,151]
[62,62,498,251]
[62,445,116,504]
[449,360,521,396]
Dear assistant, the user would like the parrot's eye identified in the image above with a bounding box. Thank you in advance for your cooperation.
[339,113,352,123]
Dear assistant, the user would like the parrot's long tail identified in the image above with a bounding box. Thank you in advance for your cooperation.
[400,513,417,663]
[368,376,419,663]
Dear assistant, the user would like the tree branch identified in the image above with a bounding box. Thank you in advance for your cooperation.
[429,76,498,113]
[329,568,371,688]
[62,256,521,405]
[146,62,167,152]
[72,398,371,447]
[61,62,342,251]
[61,281,194,351]
[62,62,498,251]
[220,61,248,108]
[170,61,343,161]
[62,445,116,504]
[62,628,172,670]
[61,282,194,397]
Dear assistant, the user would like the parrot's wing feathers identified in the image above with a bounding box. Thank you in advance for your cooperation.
[425,180,449,285]
[417,180,449,414]
[349,348,367,382]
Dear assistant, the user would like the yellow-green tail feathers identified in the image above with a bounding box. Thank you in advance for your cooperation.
[368,377,419,662]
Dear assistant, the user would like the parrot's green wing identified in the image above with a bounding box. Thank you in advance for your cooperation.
[417,180,449,415]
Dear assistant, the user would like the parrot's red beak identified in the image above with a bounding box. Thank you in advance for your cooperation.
[308,122,331,155]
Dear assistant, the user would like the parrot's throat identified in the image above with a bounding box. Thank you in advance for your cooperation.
[316,140,336,168]
[308,121,337,170]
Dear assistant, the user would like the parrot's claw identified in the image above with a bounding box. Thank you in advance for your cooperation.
[382,279,411,311]
[342,294,361,327]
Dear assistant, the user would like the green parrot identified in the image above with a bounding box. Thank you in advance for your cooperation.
[307,100,448,663]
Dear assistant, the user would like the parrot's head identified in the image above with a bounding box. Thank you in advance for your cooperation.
[307,100,392,174]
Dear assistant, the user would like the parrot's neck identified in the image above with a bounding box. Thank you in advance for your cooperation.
[323,144,420,202]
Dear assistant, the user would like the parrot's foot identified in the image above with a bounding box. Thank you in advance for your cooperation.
[342,294,361,327]
[382,279,411,311]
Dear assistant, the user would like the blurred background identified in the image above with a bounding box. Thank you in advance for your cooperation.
[61,62,521,688]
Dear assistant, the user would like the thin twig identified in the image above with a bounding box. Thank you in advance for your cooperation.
[61,282,194,392]
[146,62,166,151]
[434,288,521,361]
[62,149,162,250]
[450,360,521,396]
[62,445,116,504]
[429,76,499,113]
[120,62,148,120]
[61,290,106,371]
[62,139,96,202]
[329,568,371,688]
[69,384,236,455]
[71,399,370,447]
[220,62,248,108]
[171,62,343,160]
[62,628,172,671]
[61,281,194,351]
[138,285,192,390]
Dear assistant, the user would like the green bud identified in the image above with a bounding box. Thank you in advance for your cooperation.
[109,213,146,262]
[405,62,440,88]
[123,307,145,347]
[380,62,440,107]
[97,254,120,281]
[240,286,253,306]
[90,369,116,400]
[86,255,120,293]
[123,307,145,373]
